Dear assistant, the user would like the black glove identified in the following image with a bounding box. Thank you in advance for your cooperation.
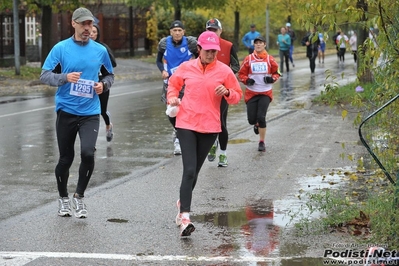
[264,76,274,84]
[246,78,255,85]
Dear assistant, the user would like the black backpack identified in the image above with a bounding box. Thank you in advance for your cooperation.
[332,32,340,45]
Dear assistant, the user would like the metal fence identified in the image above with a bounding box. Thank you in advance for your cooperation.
[1,5,149,60]
[359,94,399,185]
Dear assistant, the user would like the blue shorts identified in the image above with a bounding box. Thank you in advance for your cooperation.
[319,42,326,52]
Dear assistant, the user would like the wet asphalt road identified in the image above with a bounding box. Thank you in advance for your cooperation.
[0,55,363,265]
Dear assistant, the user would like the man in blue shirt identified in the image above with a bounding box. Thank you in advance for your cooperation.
[242,24,260,54]
[40,7,114,219]
[156,20,198,155]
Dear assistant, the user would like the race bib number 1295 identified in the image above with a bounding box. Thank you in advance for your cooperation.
[70,79,94,98]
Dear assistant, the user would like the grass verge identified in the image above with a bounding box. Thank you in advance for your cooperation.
[297,81,399,249]
[0,65,42,81]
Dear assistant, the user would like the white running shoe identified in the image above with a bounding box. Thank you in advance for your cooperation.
[174,139,182,155]
[72,196,87,218]
[58,197,72,217]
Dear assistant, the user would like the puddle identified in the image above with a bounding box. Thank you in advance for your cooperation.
[191,168,358,265]
[228,138,251,144]
[107,218,129,223]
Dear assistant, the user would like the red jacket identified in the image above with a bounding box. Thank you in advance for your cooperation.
[217,38,232,66]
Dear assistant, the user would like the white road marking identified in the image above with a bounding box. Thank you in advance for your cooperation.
[0,251,294,264]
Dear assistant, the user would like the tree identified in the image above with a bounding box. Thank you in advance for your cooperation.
[297,0,399,104]
[19,0,81,66]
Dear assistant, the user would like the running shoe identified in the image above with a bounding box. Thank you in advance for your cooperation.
[106,124,113,142]
[175,199,182,226]
[207,140,218,162]
[172,129,177,143]
[180,217,195,237]
[253,125,259,135]
[174,139,182,155]
[72,196,87,218]
[218,154,228,167]
[258,141,266,152]
[58,197,72,217]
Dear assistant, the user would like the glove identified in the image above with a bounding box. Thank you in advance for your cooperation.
[264,76,274,84]
[246,78,255,86]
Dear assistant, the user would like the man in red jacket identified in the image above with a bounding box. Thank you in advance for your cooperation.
[205,18,240,167]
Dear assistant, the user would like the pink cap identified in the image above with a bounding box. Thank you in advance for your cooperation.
[197,31,220,51]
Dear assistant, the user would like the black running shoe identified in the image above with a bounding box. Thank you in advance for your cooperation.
[253,125,259,135]
[258,141,266,152]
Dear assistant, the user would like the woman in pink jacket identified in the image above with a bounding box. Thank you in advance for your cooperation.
[167,31,242,237]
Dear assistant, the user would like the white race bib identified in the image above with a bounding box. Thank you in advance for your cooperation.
[251,62,268,74]
[170,66,179,74]
[70,79,94,98]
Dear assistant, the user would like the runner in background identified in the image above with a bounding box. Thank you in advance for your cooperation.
[205,18,240,167]
[156,20,198,155]
[285,23,296,68]
[90,23,117,142]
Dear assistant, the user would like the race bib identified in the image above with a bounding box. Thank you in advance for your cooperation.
[251,62,268,73]
[170,66,179,74]
[70,79,94,98]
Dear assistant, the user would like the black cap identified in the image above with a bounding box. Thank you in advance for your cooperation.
[250,24,256,28]
[254,36,266,43]
[170,20,184,30]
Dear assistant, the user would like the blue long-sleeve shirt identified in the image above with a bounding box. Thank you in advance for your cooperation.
[40,36,114,116]
[241,31,260,50]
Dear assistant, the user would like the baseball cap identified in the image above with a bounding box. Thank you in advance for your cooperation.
[72,7,94,23]
[250,24,256,28]
[170,20,184,30]
[197,31,220,51]
[254,36,266,43]
[286,22,291,27]
[206,18,222,30]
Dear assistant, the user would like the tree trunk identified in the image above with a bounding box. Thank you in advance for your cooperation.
[233,11,239,51]
[174,0,181,21]
[356,0,373,83]
[40,5,52,67]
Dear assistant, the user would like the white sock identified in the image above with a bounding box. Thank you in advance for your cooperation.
[181,212,190,220]
[220,150,226,156]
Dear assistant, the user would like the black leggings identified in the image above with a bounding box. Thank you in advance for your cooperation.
[219,97,229,150]
[55,110,99,198]
[246,95,271,128]
[308,55,317,73]
[177,129,217,212]
[279,49,290,72]
[99,90,111,126]
[339,48,346,62]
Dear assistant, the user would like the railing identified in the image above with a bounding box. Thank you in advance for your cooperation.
[25,16,37,45]
[1,15,37,45]
[358,93,399,185]
[2,16,13,46]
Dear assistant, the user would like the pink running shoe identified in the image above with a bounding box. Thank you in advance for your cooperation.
[180,217,195,237]
[175,199,182,226]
